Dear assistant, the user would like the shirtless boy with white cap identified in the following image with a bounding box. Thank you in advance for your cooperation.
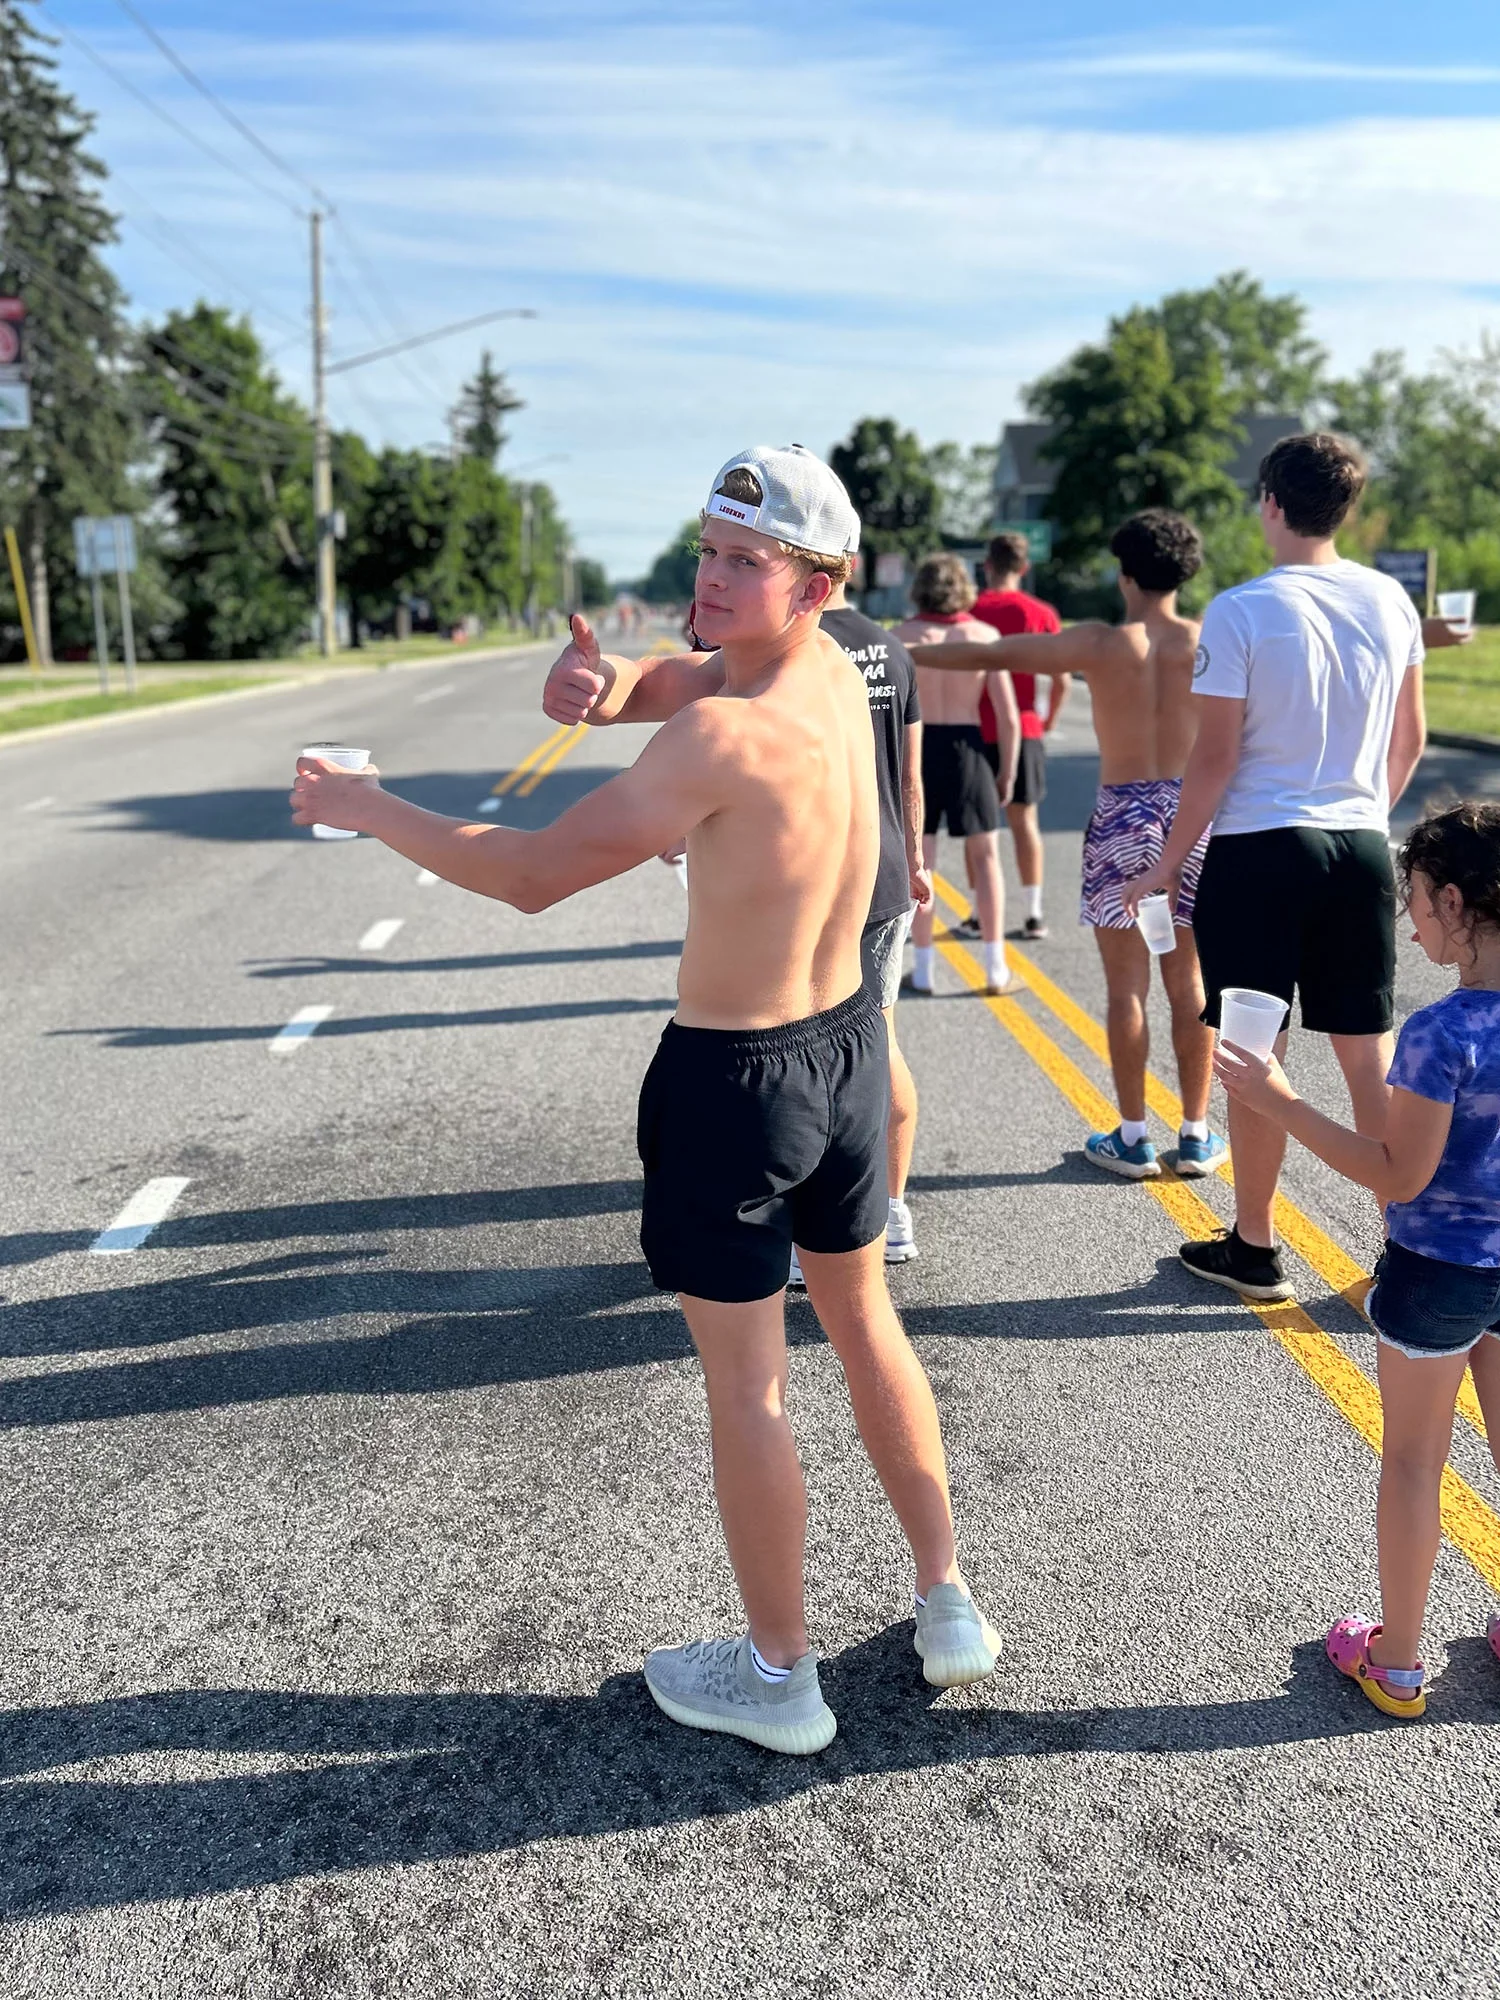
[291,445,999,1755]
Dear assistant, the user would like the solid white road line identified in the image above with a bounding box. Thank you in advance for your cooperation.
[19,795,54,812]
[477,797,501,814]
[413,683,455,705]
[270,1004,334,1054]
[90,1176,191,1255]
[416,868,440,886]
[359,917,404,952]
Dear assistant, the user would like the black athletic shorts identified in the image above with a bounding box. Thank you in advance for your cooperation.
[637,988,890,1302]
[923,723,1001,837]
[1192,827,1396,1036]
[984,735,1046,808]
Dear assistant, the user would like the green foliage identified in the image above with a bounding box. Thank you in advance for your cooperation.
[450,350,524,468]
[0,6,140,661]
[142,304,315,659]
[924,440,997,540]
[640,521,700,604]
[1156,270,1326,416]
[1328,341,1500,620]
[829,418,941,563]
[574,557,608,607]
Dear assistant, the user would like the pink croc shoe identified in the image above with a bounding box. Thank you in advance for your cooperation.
[1326,1616,1426,1719]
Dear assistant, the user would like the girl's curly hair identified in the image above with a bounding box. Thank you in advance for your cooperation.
[1398,800,1500,935]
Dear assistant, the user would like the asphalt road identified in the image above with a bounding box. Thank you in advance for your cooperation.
[2,636,1499,1999]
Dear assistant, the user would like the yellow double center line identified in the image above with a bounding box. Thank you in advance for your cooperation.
[488,722,587,802]
[929,872,1500,1592]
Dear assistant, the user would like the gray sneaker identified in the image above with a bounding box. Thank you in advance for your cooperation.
[643,1634,836,1755]
[914,1583,1003,1687]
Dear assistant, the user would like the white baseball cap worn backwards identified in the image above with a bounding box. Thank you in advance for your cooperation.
[704,444,861,558]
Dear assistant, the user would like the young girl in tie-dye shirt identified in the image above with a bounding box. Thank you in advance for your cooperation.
[1215,800,1500,1719]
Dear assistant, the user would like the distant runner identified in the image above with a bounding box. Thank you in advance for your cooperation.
[895,553,1021,998]
[295,446,1002,1756]
[907,511,1228,1179]
[969,532,1070,941]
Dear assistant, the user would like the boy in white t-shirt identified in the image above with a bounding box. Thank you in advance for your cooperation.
[1124,432,1427,1301]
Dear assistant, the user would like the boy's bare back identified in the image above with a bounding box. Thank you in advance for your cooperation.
[1081,610,1202,785]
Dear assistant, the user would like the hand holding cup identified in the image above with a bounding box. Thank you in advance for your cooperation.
[291,747,380,837]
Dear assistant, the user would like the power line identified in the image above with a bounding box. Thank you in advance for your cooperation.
[110,171,304,333]
[327,308,538,375]
[39,3,303,217]
[109,0,330,209]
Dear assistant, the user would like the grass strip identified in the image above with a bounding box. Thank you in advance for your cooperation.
[0,675,280,736]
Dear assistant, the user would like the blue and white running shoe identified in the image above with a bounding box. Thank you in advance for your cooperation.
[1084,1127,1160,1180]
[1174,1131,1230,1179]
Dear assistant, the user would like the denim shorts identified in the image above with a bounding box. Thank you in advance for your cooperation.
[861,905,915,1011]
[1367,1239,1500,1360]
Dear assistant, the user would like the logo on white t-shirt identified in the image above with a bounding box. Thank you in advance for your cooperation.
[1193,644,1209,681]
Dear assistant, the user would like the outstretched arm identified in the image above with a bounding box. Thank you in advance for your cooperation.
[907,625,1104,679]
[1214,1052,1451,1205]
[290,707,731,912]
[542,613,726,726]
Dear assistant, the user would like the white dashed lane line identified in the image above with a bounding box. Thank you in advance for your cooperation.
[477,797,501,814]
[358,918,404,952]
[416,868,440,886]
[90,1176,191,1254]
[412,683,455,706]
[270,1004,334,1054]
[19,795,54,812]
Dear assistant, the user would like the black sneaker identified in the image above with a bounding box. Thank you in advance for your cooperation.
[955,914,982,939]
[1021,915,1048,941]
[1179,1227,1293,1302]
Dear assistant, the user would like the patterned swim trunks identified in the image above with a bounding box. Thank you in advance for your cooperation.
[1080,778,1209,930]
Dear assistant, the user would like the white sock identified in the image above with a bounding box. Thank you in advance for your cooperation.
[983,941,1008,986]
[914,1591,927,1610]
[912,945,935,987]
[1022,885,1043,922]
[1180,1118,1209,1141]
[1120,1118,1149,1146]
[750,1642,792,1683]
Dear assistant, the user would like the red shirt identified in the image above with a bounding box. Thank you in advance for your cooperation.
[971,587,1061,742]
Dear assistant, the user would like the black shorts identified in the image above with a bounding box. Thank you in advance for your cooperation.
[637,988,890,1302]
[923,724,1001,837]
[985,735,1046,808]
[1192,827,1396,1036]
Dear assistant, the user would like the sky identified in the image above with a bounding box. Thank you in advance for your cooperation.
[28,0,1500,578]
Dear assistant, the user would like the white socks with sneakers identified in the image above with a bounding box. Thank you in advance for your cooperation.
[1180,1118,1209,1141]
[1119,1118,1149,1147]
[983,942,1008,988]
[911,944,935,990]
[1022,886,1043,923]
[750,1643,792,1684]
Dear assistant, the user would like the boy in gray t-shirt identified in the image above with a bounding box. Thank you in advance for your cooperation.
[1124,431,1427,1302]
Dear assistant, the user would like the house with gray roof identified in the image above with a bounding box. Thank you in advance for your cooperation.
[992,413,1304,525]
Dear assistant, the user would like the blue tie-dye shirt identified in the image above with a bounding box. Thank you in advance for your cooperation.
[1385,987,1500,1268]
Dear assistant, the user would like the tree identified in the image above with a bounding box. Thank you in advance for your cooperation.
[450,350,523,467]
[829,418,940,566]
[1157,270,1326,417]
[1025,306,1243,571]
[574,557,608,607]
[0,6,137,661]
[141,304,315,659]
[639,521,700,604]
[925,440,998,539]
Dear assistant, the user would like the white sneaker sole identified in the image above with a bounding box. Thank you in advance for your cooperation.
[645,1680,837,1755]
[885,1241,919,1264]
[1174,1153,1228,1179]
[1178,1252,1294,1303]
[1085,1149,1160,1181]
[914,1615,1003,1688]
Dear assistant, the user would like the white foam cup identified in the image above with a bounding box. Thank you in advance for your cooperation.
[1218,986,1288,1061]
[302,743,369,840]
[1437,590,1476,636]
[1135,892,1177,956]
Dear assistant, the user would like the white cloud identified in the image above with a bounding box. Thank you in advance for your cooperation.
[49,16,1500,575]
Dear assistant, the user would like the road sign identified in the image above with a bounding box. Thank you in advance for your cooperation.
[991,519,1052,564]
[1375,548,1435,611]
[0,379,30,430]
[0,298,24,372]
[72,515,138,578]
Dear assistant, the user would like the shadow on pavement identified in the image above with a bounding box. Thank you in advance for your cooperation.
[51,996,676,1048]
[3,1633,1495,1918]
[245,940,684,979]
[95,767,623,843]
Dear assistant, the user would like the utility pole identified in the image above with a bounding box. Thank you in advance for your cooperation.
[310,210,336,657]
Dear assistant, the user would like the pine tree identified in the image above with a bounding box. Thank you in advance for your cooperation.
[450,350,523,467]
[0,4,135,661]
